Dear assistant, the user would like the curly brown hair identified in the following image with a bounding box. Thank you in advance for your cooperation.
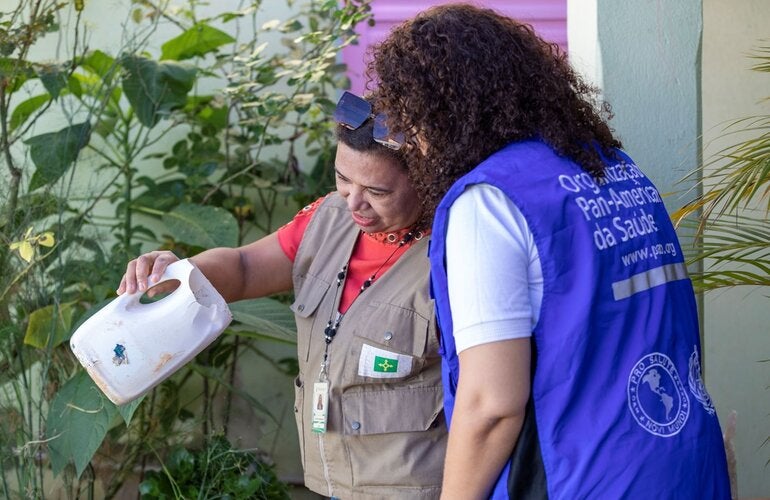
[369,3,622,220]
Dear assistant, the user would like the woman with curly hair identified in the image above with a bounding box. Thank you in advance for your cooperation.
[370,4,730,499]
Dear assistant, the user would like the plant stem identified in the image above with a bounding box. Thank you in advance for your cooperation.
[120,116,134,259]
[223,335,240,435]
[0,84,22,231]
[202,349,211,439]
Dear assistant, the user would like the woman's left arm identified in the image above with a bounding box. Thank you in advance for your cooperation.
[440,337,531,500]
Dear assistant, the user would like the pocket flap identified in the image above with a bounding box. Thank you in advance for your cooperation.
[290,273,330,318]
[341,385,443,435]
[353,301,431,356]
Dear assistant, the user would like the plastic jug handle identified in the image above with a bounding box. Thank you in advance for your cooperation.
[114,259,195,309]
[157,259,195,287]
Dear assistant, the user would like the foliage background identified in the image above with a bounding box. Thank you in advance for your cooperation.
[0,0,371,497]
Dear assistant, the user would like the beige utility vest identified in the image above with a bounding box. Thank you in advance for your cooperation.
[290,194,446,499]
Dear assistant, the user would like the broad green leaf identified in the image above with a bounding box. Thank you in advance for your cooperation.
[228,298,297,342]
[72,71,120,104]
[67,74,83,97]
[121,55,196,127]
[94,110,118,138]
[24,301,76,349]
[161,203,238,248]
[47,371,119,477]
[25,122,91,190]
[10,94,50,131]
[38,65,69,99]
[184,95,229,130]
[82,49,115,79]
[118,397,144,425]
[196,103,229,130]
[160,24,235,61]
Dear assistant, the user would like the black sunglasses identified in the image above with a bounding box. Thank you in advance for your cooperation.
[333,91,404,150]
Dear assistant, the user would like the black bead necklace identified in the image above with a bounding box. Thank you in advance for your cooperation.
[324,230,414,345]
[320,231,416,373]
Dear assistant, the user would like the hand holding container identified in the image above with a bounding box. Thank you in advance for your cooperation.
[70,259,232,405]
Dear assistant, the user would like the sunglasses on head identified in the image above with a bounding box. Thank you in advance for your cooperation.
[333,91,404,150]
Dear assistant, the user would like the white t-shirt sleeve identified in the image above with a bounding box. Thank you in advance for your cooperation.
[445,183,543,353]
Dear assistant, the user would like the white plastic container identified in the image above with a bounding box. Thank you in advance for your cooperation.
[70,259,232,405]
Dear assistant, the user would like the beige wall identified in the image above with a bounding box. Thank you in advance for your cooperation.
[703,0,770,497]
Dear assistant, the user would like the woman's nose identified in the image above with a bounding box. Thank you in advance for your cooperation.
[346,189,366,212]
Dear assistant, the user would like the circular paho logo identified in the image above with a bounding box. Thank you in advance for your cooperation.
[627,352,690,437]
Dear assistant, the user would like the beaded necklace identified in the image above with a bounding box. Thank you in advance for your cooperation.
[322,230,415,357]
[312,229,420,434]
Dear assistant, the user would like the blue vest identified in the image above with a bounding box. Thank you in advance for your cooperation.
[430,140,731,499]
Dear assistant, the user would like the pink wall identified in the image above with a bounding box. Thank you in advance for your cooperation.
[342,0,568,95]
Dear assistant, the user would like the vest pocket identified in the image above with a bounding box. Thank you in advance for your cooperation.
[290,273,331,363]
[340,385,446,488]
[344,301,431,382]
[341,385,442,434]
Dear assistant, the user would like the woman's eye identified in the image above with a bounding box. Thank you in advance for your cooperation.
[367,189,387,197]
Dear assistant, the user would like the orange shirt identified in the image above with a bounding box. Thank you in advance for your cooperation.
[277,196,419,313]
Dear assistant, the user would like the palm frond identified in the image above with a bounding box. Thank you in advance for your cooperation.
[674,115,770,226]
[676,42,770,293]
[748,42,770,72]
[677,45,770,227]
[680,215,770,290]
[693,270,770,291]
[701,118,770,217]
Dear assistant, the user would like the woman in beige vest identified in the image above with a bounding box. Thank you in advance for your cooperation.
[119,92,446,499]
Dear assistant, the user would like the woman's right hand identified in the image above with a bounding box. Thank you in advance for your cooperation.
[117,250,180,296]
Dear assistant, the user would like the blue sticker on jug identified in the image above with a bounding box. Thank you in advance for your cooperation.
[112,343,128,366]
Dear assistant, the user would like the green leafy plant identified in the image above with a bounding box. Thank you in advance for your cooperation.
[1,1,97,496]
[1,0,372,497]
[138,434,290,500]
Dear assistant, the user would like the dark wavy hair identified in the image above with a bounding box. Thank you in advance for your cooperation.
[335,115,406,170]
[369,3,622,220]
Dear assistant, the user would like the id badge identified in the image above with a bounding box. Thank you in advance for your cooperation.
[311,381,329,433]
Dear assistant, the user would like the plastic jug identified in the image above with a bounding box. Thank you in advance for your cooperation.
[70,259,232,405]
